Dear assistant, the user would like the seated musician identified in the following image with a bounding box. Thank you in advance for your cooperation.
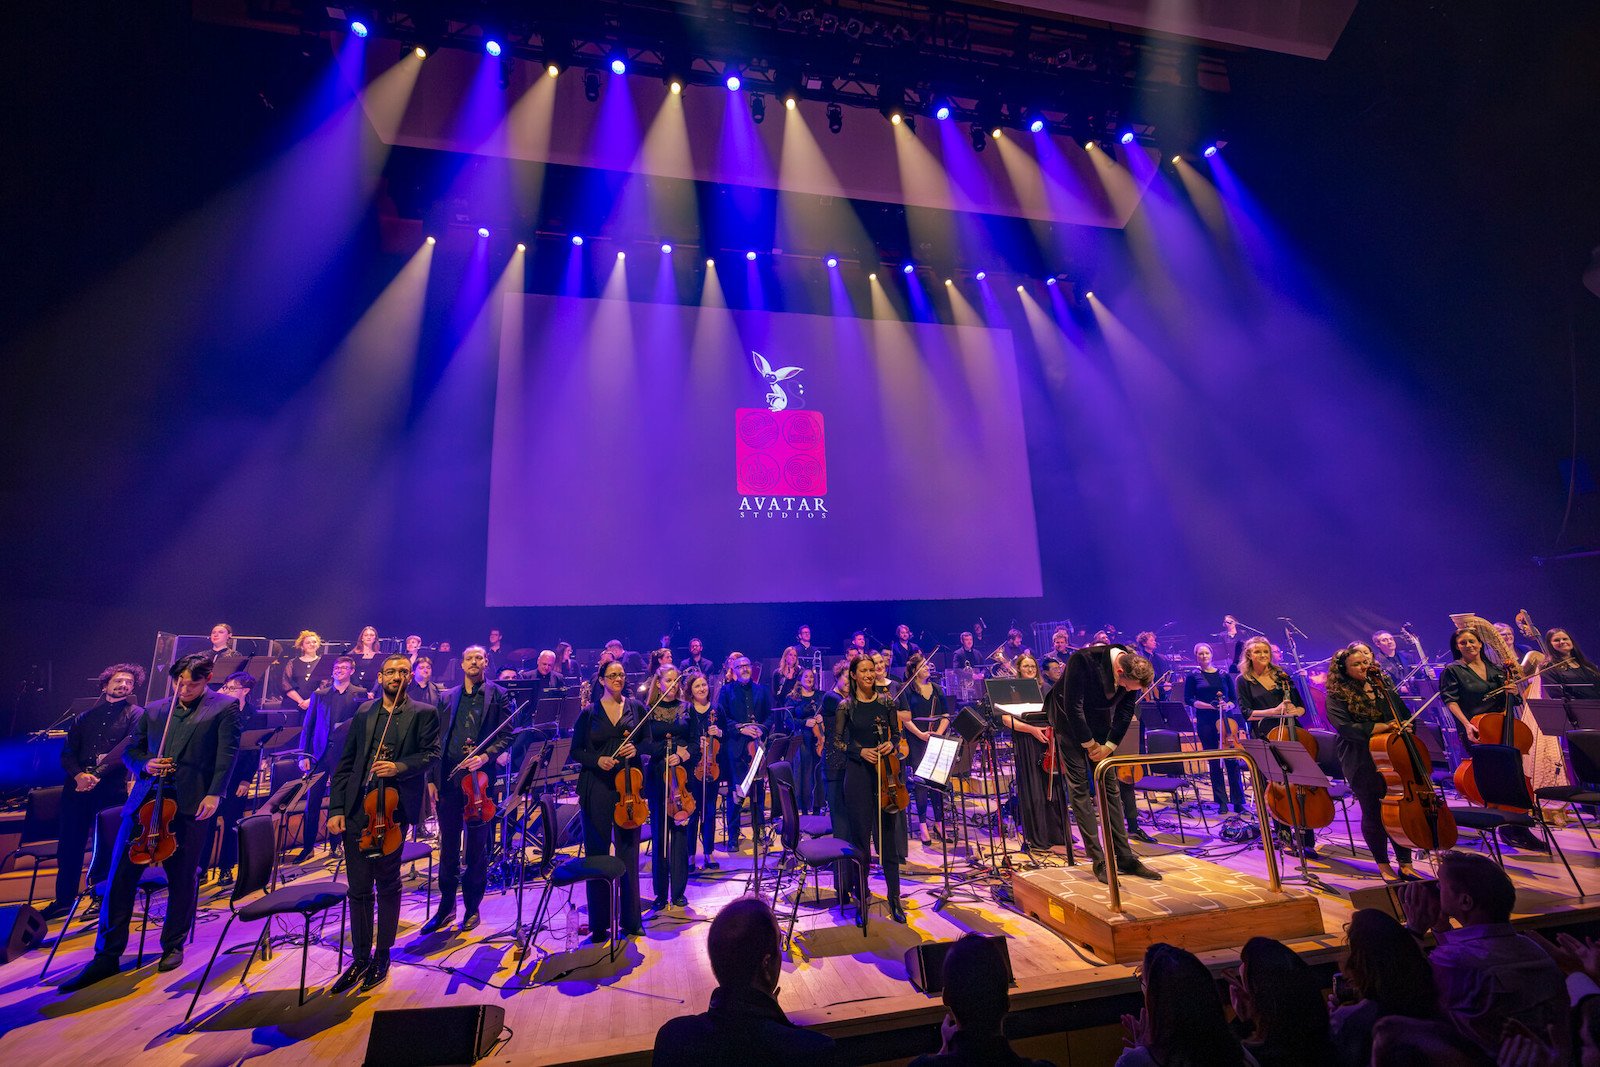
[326,655,440,993]
[406,655,443,708]
[1324,644,1420,883]
[679,637,716,679]
[951,631,981,671]
[1371,630,1417,693]
[1041,629,1072,676]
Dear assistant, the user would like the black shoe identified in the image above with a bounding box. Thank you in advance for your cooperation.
[419,908,456,934]
[1092,859,1108,884]
[359,956,390,992]
[624,926,645,938]
[60,956,119,992]
[217,867,235,887]
[157,948,184,972]
[1129,828,1159,845]
[889,900,907,924]
[289,848,313,864]
[671,895,688,908]
[330,959,369,994]
[1119,859,1163,881]
[650,897,667,912]
[702,858,719,870]
[39,901,69,921]
[459,912,480,933]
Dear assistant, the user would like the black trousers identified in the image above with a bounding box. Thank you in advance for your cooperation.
[299,769,331,851]
[839,761,907,900]
[1193,710,1246,811]
[52,780,124,908]
[95,809,205,959]
[825,772,848,837]
[435,785,493,915]
[1336,736,1414,868]
[580,802,641,934]
[727,770,766,846]
[794,745,822,814]
[212,789,251,871]
[1057,742,1135,868]
[343,823,404,960]
[649,797,692,901]
[684,775,723,861]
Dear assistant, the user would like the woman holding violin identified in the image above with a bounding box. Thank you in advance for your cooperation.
[999,653,1072,853]
[831,655,911,924]
[898,652,950,845]
[572,660,646,939]
[1324,644,1422,883]
[684,672,724,871]
[1544,628,1600,699]
[642,667,698,910]
[1236,637,1317,854]
[1185,642,1246,815]
[790,669,825,816]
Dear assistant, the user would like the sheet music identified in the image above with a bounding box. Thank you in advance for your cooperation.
[994,701,1044,717]
[914,735,961,786]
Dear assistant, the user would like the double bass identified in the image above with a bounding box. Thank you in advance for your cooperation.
[1450,614,1533,810]
[1369,668,1457,851]
[1263,675,1335,831]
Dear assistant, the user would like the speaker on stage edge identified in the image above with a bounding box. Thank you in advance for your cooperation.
[364,1004,507,1066]
[0,904,47,964]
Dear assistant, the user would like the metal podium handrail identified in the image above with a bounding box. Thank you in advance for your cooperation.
[1092,748,1279,913]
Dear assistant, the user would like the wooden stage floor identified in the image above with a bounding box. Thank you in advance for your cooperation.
[3,808,1598,1067]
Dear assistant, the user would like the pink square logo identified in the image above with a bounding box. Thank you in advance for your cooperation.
[736,409,827,495]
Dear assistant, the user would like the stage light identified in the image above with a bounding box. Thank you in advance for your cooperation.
[1029,114,1045,134]
[726,73,742,92]
[571,235,584,246]
[825,256,838,268]
[869,273,877,281]
[547,63,560,78]
[516,242,526,252]
[584,71,600,101]
[746,250,758,261]
[610,55,627,76]
[991,127,1002,140]
[477,227,489,238]
[784,94,797,111]
[944,278,953,287]
[1085,291,1095,299]
[975,270,986,280]
[751,94,765,123]
[668,78,683,95]
[934,98,952,121]
[827,103,842,134]
[1171,154,1180,164]
[350,19,369,38]
[425,235,436,245]
[661,242,673,254]
[1120,130,1135,145]
[1046,277,1057,286]
[413,45,428,59]
[1203,143,1219,158]
[970,123,985,152]
[1085,141,1096,151]
[617,251,626,260]
[485,39,502,57]
[705,258,714,267]
[902,262,915,275]
[1016,284,1024,292]
[890,112,902,126]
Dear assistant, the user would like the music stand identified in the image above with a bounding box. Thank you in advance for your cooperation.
[1151,701,1193,732]
[1237,737,1334,891]
[738,742,770,896]
[506,737,576,958]
[1526,698,1580,735]
[914,736,983,910]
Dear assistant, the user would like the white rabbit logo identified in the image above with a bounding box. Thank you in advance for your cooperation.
[751,351,803,412]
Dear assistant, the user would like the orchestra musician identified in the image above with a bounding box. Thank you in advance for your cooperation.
[280,629,324,712]
[831,655,910,923]
[889,624,921,678]
[898,652,949,844]
[771,646,802,705]
[716,653,774,850]
[1235,636,1315,854]
[1043,643,1162,884]
[679,637,715,679]
[1041,629,1073,676]
[421,645,512,933]
[1371,631,1419,694]
[1218,616,1246,672]
[403,634,424,668]
[572,659,645,939]
[205,670,261,887]
[293,655,368,863]
[203,622,235,659]
[554,641,576,678]
[996,655,1071,853]
[994,628,1029,674]
[406,655,444,708]
[60,653,241,991]
[43,663,144,920]
[1544,628,1600,699]
[349,626,384,691]
[485,628,507,673]
[795,625,817,659]
[1134,632,1173,700]
[1324,643,1420,883]
[951,631,981,670]
[643,667,697,910]
[791,669,825,815]
[820,659,852,835]
[685,672,723,870]
[1184,643,1245,814]
[325,654,441,994]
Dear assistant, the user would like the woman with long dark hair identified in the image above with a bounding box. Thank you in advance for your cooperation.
[1000,653,1072,853]
[1330,909,1442,1067]
[898,652,950,844]
[571,659,645,938]
[1117,942,1247,1067]
[1324,643,1419,883]
[832,654,910,924]
[350,626,383,690]
[1229,937,1336,1067]
[641,666,696,911]
[1544,628,1600,699]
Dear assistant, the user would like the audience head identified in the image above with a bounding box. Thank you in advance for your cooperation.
[1238,937,1329,1051]
[1437,849,1515,924]
[1577,995,1600,1067]
[1342,908,1439,1019]
[940,935,1011,1036]
[706,896,782,994]
[1140,942,1243,1066]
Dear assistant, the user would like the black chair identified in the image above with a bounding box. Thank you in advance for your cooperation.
[767,762,831,838]
[5,786,63,906]
[1305,728,1359,855]
[1539,729,1600,847]
[254,772,315,889]
[769,765,864,949]
[1415,719,1456,791]
[39,806,168,980]
[524,855,624,962]
[1129,730,1209,843]
[184,814,348,1022]
[1450,744,1583,898]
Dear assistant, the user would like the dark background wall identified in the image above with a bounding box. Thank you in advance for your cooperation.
[2,1,1597,720]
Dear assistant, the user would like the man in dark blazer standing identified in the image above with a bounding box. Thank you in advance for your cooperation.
[326,654,440,993]
[61,653,241,991]
[421,645,512,933]
[1044,644,1162,885]
[292,655,368,862]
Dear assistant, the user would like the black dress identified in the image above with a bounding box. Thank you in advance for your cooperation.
[571,697,646,936]
[820,690,849,834]
[280,655,323,707]
[1008,714,1071,850]
[685,703,724,862]
[790,691,825,814]
[1185,668,1245,812]
[831,695,908,901]
[1439,660,1520,745]
[1546,660,1600,701]
[1236,669,1314,848]
[900,684,949,823]
[1324,685,1414,868]
[641,699,698,903]
[350,651,383,692]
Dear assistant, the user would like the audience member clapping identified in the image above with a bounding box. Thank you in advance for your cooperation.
[907,934,1056,1067]
[1117,942,1249,1067]
[1330,908,1444,1067]
[1225,936,1336,1067]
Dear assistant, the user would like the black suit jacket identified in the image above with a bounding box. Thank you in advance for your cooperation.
[125,689,242,817]
[433,680,513,785]
[329,696,441,828]
[652,985,838,1067]
[1046,644,1138,749]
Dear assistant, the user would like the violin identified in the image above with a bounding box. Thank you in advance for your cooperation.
[460,735,496,826]
[1263,674,1335,830]
[129,704,180,866]
[1369,670,1457,851]
[875,715,911,814]
[1040,726,1055,773]
[1451,614,1534,810]
[359,711,403,859]
[697,708,721,781]
[605,690,657,831]
[663,731,696,827]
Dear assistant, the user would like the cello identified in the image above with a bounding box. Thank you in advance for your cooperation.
[129,705,180,866]
[1450,614,1533,809]
[1263,674,1336,831]
[1369,667,1457,852]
